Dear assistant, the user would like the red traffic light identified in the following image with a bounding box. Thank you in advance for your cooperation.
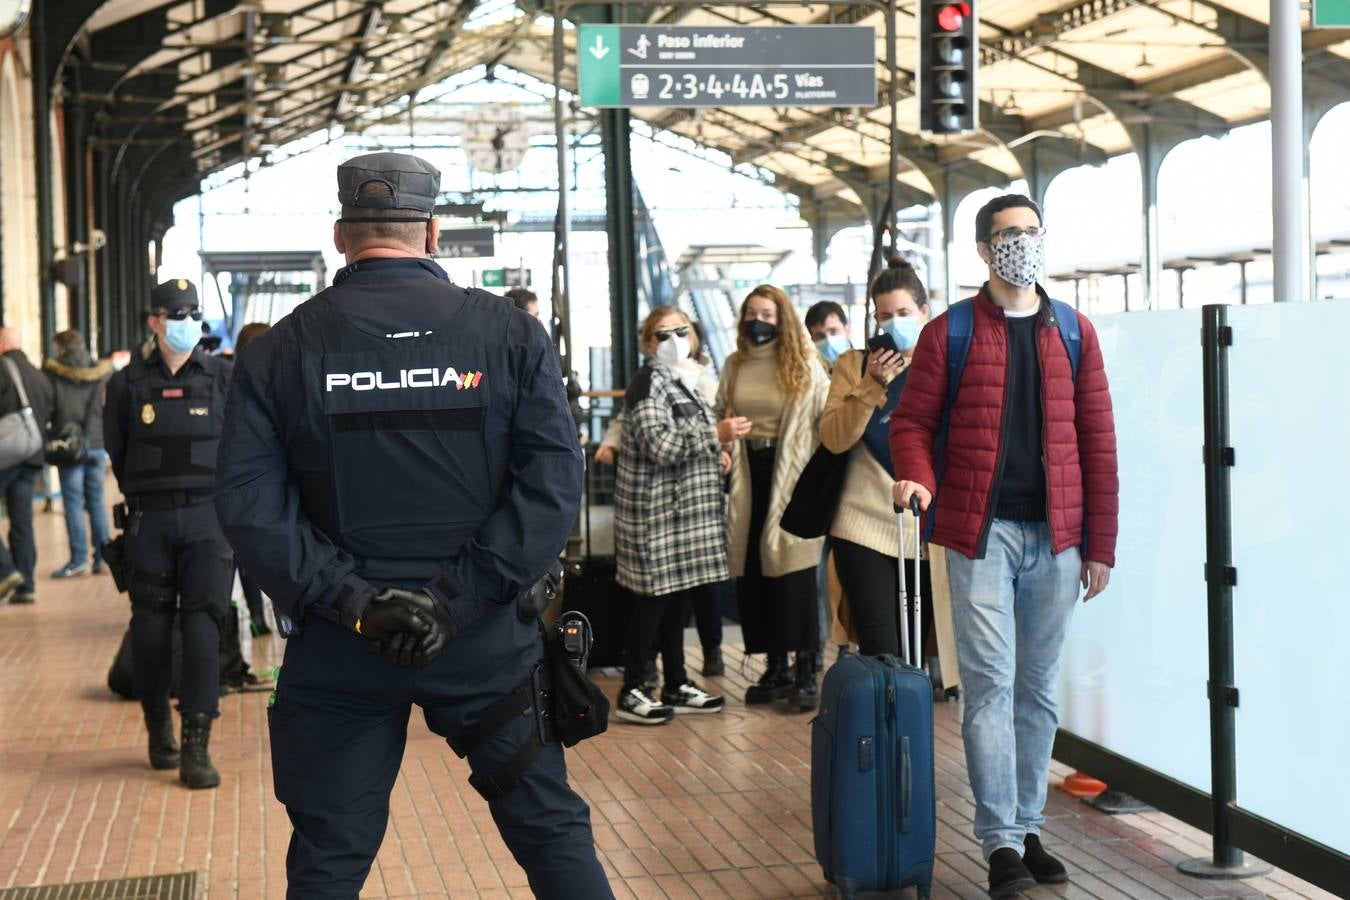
[937,2,971,32]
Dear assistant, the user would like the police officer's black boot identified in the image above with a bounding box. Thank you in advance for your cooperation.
[179,713,220,789]
[745,652,794,705]
[141,697,179,770]
[789,651,820,713]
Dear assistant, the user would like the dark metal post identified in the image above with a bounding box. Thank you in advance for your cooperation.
[66,61,90,339]
[1178,303,1270,881]
[31,0,57,351]
[601,105,639,387]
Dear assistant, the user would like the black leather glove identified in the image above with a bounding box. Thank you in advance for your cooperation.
[357,591,434,667]
[364,588,456,667]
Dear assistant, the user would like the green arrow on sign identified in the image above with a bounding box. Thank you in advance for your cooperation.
[482,269,505,288]
[578,25,621,107]
[1313,0,1350,26]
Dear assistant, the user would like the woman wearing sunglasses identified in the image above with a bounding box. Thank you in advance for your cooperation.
[718,285,830,712]
[612,307,729,724]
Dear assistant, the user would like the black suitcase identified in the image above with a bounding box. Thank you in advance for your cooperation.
[562,558,630,670]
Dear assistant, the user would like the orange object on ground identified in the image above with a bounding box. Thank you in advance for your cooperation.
[1059,771,1107,798]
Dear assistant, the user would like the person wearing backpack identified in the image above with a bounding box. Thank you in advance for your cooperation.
[0,327,54,605]
[44,329,115,578]
[890,195,1119,898]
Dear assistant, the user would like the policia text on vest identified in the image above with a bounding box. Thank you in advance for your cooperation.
[212,152,614,899]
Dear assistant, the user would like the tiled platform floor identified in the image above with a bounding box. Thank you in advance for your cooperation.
[0,495,1340,899]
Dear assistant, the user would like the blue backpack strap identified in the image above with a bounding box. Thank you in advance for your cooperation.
[925,299,974,541]
[1049,299,1080,382]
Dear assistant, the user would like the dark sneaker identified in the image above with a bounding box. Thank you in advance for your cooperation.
[701,646,724,677]
[10,592,35,605]
[988,847,1037,897]
[615,687,674,725]
[1022,833,1068,884]
[51,562,90,579]
[661,681,725,714]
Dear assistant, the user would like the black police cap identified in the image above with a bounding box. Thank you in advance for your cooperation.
[150,279,199,312]
[336,152,440,215]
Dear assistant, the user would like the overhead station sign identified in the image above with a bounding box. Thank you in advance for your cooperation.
[578,25,876,109]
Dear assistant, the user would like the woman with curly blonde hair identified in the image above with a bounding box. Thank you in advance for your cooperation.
[716,285,830,712]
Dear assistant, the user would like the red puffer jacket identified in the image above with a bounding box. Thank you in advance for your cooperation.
[888,288,1118,567]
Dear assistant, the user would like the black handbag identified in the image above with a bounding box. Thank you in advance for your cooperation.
[781,352,869,539]
[45,421,88,466]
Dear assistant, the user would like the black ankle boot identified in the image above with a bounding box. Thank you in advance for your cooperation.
[745,652,793,704]
[988,847,1036,898]
[789,652,820,712]
[141,697,179,770]
[179,713,220,789]
[701,646,724,677]
[1022,833,1068,884]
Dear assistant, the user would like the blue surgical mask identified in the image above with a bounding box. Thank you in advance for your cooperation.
[814,334,851,365]
[881,316,921,352]
[163,318,202,354]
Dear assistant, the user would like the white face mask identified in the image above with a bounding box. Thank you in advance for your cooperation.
[989,233,1044,288]
[654,335,691,368]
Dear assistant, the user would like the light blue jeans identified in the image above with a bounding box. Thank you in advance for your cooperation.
[946,519,1082,860]
[59,449,110,568]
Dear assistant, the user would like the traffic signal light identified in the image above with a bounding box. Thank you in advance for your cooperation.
[919,0,979,135]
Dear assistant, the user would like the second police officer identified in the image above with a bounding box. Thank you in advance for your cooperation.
[214,153,613,899]
[103,280,234,790]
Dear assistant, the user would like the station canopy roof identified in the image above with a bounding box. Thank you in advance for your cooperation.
[68,0,1350,219]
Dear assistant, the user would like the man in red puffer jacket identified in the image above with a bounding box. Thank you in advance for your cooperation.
[890,194,1118,899]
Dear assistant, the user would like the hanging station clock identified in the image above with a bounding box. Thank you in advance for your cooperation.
[0,0,31,38]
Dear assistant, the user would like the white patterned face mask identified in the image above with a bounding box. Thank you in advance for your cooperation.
[989,233,1044,288]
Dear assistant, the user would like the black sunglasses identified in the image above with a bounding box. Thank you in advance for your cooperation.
[654,326,690,341]
[157,308,204,322]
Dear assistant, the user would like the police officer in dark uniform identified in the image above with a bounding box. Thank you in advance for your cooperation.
[214,153,613,899]
[104,280,233,790]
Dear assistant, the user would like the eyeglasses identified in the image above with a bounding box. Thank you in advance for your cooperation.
[654,326,690,341]
[988,226,1046,245]
[157,308,204,322]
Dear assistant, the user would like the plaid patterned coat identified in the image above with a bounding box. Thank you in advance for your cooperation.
[613,361,729,597]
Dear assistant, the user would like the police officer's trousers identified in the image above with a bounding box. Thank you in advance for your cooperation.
[126,502,233,716]
[269,607,613,900]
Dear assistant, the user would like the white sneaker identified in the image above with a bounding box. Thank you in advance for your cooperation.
[615,687,674,725]
[661,681,725,714]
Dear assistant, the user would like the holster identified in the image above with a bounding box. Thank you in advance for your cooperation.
[447,620,609,802]
[101,534,130,593]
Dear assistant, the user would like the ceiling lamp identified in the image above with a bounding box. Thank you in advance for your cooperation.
[262,64,286,89]
[262,101,283,124]
[367,56,389,76]
[386,17,410,35]
[1001,93,1022,115]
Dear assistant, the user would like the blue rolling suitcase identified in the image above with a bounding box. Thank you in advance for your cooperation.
[812,500,936,899]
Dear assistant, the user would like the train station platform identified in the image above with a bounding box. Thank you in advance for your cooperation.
[0,492,1335,900]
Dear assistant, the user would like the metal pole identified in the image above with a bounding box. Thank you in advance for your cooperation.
[1270,0,1305,303]
[31,0,57,352]
[552,0,573,379]
[885,0,898,248]
[1177,305,1269,882]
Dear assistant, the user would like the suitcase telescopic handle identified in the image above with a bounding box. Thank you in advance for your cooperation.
[895,495,925,668]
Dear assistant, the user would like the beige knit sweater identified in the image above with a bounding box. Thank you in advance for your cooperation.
[818,348,921,559]
[718,346,829,578]
[732,341,786,439]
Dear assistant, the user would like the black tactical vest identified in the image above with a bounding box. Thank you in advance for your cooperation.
[120,354,228,495]
[289,275,518,570]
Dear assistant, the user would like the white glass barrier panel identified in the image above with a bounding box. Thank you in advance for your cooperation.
[1228,300,1350,854]
[1056,308,1211,792]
